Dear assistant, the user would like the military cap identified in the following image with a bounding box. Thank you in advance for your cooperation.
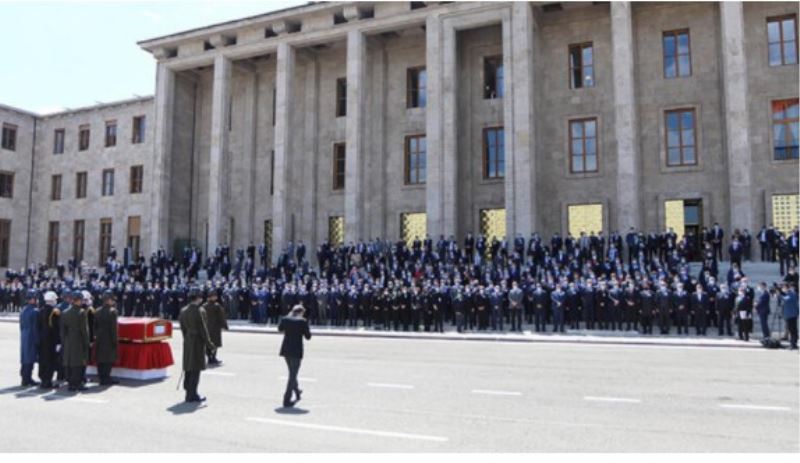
[26,289,39,299]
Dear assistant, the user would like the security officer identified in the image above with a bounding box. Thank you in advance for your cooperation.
[673,283,690,335]
[203,291,228,365]
[639,282,655,334]
[550,283,566,333]
[37,291,61,388]
[656,282,672,335]
[690,283,708,336]
[532,282,548,333]
[508,281,524,332]
[60,291,89,392]
[179,287,216,403]
[94,290,119,385]
[19,289,40,387]
[716,283,734,336]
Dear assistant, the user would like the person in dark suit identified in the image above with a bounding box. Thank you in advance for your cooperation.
[278,305,311,408]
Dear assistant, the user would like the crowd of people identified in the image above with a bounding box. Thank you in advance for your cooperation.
[3,225,800,350]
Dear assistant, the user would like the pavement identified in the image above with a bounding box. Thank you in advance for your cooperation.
[0,322,797,452]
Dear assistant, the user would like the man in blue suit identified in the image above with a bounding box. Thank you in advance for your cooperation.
[19,289,40,387]
[278,305,312,408]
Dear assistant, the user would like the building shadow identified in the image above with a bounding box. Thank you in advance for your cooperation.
[274,406,309,415]
[167,401,205,415]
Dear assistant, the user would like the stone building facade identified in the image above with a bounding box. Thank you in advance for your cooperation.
[0,1,798,271]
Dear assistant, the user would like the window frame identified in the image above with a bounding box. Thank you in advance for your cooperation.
[406,66,427,109]
[47,221,60,268]
[335,77,347,118]
[104,120,117,147]
[53,129,65,154]
[75,171,87,199]
[404,134,427,185]
[662,29,692,78]
[1,124,17,151]
[332,142,346,191]
[0,171,14,198]
[483,55,504,99]
[568,117,600,174]
[127,216,141,259]
[50,174,62,201]
[767,14,798,67]
[568,42,595,89]
[78,124,90,151]
[99,218,113,265]
[73,219,85,264]
[771,98,799,161]
[482,126,505,180]
[664,108,698,167]
[101,168,115,197]
[132,116,146,144]
[130,165,144,194]
[0,219,10,267]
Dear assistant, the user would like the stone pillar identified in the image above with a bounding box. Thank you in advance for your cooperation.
[301,54,320,254]
[720,1,753,234]
[150,62,175,254]
[425,14,458,240]
[241,67,258,245]
[207,55,232,254]
[344,29,367,243]
[611,1,641,233]
[505,3,537,239]
[272,42,295,262]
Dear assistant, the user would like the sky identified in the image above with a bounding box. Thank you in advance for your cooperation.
[0,0,307,114]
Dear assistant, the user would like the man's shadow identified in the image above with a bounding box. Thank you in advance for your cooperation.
[167,401,206,415]
[274,406,309,415]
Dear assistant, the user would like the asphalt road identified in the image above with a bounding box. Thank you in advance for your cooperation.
[0,323,797,452]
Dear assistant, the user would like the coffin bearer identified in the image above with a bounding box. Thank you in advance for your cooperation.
[19,289,40,387]
[38,291,61,388]
[94,290,119,385]
[61,290,90,392]
[203,290,228,366]
[179,287,216,403]
[278,305,312,408]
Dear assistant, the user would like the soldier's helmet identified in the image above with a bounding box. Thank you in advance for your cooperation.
[102,290,115,301]
[188,286,203,299]
[26,289,39,300]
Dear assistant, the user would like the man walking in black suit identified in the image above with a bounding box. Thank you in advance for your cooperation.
[278,305,312,408]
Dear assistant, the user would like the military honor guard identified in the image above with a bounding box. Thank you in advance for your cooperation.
[94,290,119,385]
[179,287,216,403]
[19,289,40,387]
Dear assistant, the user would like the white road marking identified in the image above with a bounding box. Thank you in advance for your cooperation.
[584,396,641,403]
[471,389,522,396]
[246,417,448,442]
[367,382,415,390]
[205,371,236,377]
[278,376,317,382]
[70,397,109,404]
[719,404,792,412]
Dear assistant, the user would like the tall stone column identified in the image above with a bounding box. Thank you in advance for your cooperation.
[241,67,258,246]
[301,54,320,254]
[345,29,367,244]
[720,1,753,234]
[611,1,641,233]
[425,14,458,240]
[150,62,175,254]
[208,54,232,254]
[505,3,537,239]
[272,42,295,262]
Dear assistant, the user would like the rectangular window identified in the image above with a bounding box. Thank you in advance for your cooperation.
[333,142,346,190]
[665,109,697,166]
[569,43,594,89]
[99,218,112,265]
[407,67,427,108]
[130,165,144,193]
[336,77,347,117]
[768,15,798,66]
[483,56,504,99]
[772,194,799,235]
[663,29,691,78]
[75,172,87,199]
[102,169,115,196]
[568,204,603,237]
[0,219,9,267]
[772,98,799,160]
[51,174,62,201]
[569,118,599,173]
[127,216,141,259]
[73,220,85,264]
[47,221,59,268]
[483,127,505,179]
[329,216,344,246]
[105,120,117,147]
[78,125,90,151]
[132,116,146,144]
[1,124,16,151]
[0,171,13,198]
[405,135,427,184]
[53,129,65,154]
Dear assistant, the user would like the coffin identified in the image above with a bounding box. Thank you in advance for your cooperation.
[117,317,173,343]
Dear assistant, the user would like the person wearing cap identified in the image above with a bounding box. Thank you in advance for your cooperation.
[81,290,96,384]
[179,287,216,403]
[278,304,311,408]
[202,290,228,366]
[60,290,89,391]
[37,291,61,388]
[94,290,119,385]
[19,289,40,387]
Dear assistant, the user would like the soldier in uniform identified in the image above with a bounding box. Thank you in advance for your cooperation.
[37,291,61,388]
[179,287,216,403]
[203,291,228,365]
[19,290,40,387]
[94,290,119,385]
[60,291,89,392]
